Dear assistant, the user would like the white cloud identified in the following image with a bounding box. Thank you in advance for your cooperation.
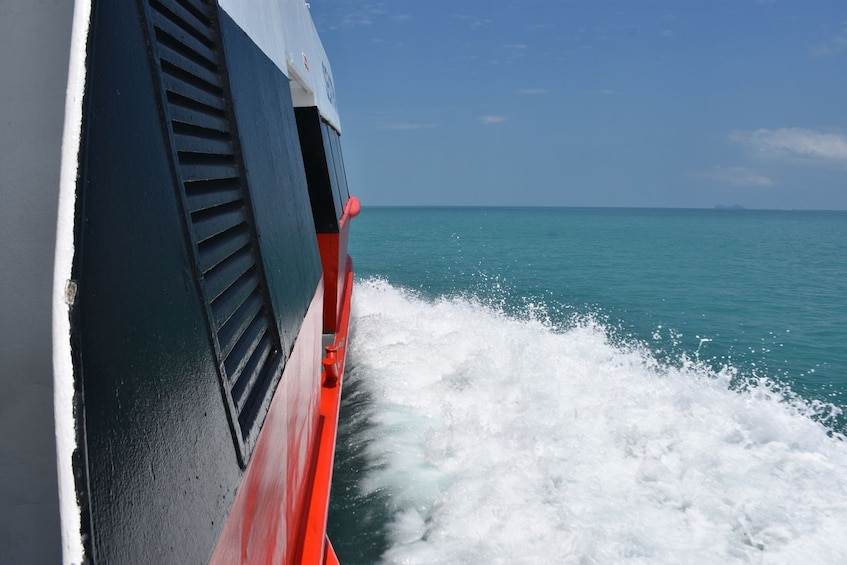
[480,115,508,125]
[809,26,847,57]
[490,44,527,65]
[729,128,847,162]
[376,122,437,131]
[340,14,373,27]
[331,3,393,28]
[700,165,774,187]
[810,22,847,56]
[454,14,492,27]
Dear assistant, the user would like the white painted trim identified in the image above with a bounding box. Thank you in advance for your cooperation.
[53,1,91,563]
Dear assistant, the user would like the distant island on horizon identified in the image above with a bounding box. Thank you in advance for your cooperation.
[714,204,747,210]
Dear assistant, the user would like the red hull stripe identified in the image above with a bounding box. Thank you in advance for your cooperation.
[299,258,354,563]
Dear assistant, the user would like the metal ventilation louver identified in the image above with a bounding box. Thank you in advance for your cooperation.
[145,0,284,463]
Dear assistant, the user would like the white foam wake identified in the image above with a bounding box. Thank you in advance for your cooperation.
[345,278,847,564]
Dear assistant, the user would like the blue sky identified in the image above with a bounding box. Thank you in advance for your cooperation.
[309,1,847,209]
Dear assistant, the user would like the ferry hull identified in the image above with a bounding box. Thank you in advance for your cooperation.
[0,0,357,562]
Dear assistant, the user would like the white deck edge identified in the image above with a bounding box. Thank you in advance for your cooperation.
[53,1,91,563]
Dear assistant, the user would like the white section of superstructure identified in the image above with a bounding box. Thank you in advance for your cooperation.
[219,0,342,132]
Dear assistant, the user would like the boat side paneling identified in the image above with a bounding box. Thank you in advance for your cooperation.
[219,11,323,355]
[76,2,243,561]
[0,1,74,562]
[73,1,332,561]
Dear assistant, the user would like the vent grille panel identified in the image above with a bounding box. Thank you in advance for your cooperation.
[157,43,221,85]
[152,0,215,43]
[175,132,233,156]
[212,267,259,326]
[198,226,250,271]
[151,9,217,60]
[219,290,264,360]
[169,103,230,133]
[146,0,285,462]
[226,315,270,384]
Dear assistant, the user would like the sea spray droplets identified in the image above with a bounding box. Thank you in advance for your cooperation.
[343,278,847,564]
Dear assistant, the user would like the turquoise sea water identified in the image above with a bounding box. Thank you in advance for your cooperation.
[328,207,847,564]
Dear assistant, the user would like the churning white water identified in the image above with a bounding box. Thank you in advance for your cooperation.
[343,278,847,564]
